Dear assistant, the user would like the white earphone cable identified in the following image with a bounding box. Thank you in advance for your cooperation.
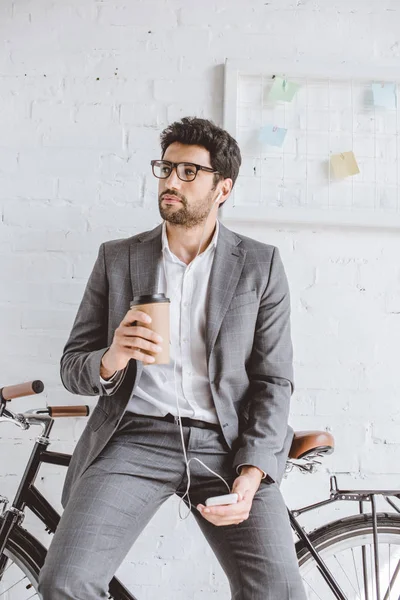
[162,189,230,519]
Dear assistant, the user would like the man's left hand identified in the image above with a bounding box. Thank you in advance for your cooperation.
[196,466,263,527]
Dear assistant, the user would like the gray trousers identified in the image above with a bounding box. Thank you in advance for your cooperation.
[38,412,306,599]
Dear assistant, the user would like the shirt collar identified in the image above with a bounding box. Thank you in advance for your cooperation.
[161,219,219,257]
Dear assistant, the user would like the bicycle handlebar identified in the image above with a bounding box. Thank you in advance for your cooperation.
[0,380,44,401]
[0,381,90,418]
[47,405,89,418]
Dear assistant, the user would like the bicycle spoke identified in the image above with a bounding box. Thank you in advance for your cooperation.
[0,552,41,599]
[0,572,30,594]
[298,517,400,600]
[333,551,361,599]
[383,554,400,600]
[370,545,374,599]
[303,576,325,599]
[3,558,14,575]
[351,547,362,599]
[383,543,392,600]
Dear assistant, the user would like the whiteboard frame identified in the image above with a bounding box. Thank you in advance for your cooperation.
[221,59,400,230]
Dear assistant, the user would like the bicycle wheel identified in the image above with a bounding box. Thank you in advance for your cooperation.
[0,522,134,600]
[0,524,44,599]
[296,513,400,600]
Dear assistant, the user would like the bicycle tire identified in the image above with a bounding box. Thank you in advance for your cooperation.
[0,523,45,598]
[296,512,400,599]
[0,521,135,599]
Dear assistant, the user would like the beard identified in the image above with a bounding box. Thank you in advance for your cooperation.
[158,188,216,229]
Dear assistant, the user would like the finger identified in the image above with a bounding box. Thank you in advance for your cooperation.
[232,481,256,505]
[132,338,162,354]
[230,487,244,502]
[123,338,163,356]
[231,479,250,501]
[203,516,245,527]
[197,504,250,524]
[210,511,249,523]
[121,325,163,344]
[123,309,152,326]
[206,494,250,514]
[197,505,234,520]
[201,504,242,518]
[130,348,156,364]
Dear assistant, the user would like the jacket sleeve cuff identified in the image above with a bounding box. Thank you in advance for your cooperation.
[100,368,126,396]
[236,463,267,479]
[232,450,277,484]
[87,347,111,395]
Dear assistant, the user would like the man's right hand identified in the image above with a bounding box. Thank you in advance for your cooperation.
[100,308,163,380]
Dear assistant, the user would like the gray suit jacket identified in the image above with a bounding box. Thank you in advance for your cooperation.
[60,222,294,509]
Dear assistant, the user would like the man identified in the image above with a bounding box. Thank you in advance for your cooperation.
[38,117,306,599]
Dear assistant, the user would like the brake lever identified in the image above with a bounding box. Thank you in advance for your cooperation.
[0,414,29,430]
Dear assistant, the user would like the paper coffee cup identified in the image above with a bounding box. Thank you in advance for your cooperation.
[130,293,170,365]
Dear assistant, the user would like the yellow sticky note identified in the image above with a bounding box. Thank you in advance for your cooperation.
[330,151,360,179]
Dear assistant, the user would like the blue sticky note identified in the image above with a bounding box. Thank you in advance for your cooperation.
[268,77,300,102]
[372,82,397,109]
[259,125,287,147]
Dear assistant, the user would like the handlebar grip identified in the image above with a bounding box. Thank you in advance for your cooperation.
[1,380,44,401]
[47,405,90,418]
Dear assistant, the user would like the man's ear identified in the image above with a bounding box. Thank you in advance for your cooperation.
[217,178,233,207]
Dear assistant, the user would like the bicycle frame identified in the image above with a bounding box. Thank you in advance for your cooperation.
[0,408,136,599]
[1,406,400,600]
[288,474,400,600]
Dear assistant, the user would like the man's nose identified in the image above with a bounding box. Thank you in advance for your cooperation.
[165,167,182,188]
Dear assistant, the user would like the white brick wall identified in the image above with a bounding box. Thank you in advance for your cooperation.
[1,1,399,597]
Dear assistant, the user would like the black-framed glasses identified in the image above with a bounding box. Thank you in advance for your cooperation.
[151,160,219,182]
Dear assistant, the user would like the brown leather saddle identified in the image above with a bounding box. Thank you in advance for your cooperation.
[289,430,334,459]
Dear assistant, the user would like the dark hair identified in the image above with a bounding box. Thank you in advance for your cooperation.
[160,117,241,204]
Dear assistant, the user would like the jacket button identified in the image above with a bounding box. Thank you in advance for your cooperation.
[93,386,99,394]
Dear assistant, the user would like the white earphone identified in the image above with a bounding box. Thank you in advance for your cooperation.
[214,190,223,204]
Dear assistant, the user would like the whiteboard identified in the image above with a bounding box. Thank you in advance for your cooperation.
[222,60,400,229]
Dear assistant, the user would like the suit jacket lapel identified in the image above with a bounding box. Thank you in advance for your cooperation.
[130,224,163,299]
[206,222,246,363]
[129,224,163,382]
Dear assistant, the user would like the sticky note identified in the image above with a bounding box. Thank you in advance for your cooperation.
[259,125,288,147]
[372,82,397,109]
[268,77,300,102]
[330,151,360,179]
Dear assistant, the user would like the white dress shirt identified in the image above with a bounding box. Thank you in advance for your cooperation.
[101,219,219,424]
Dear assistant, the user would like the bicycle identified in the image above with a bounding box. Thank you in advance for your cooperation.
[0,380,399,600]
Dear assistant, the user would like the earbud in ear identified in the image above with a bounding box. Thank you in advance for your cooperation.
[214,191,223,204]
